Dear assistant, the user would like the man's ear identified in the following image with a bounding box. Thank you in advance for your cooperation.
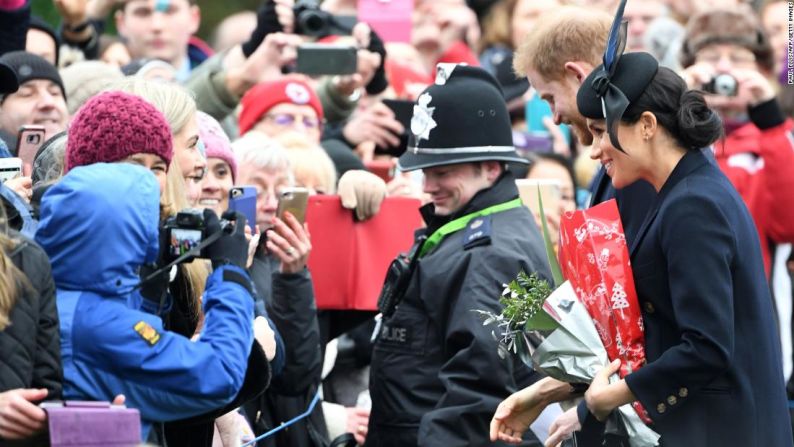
[482,161,503,182]
[115,9,127,39]
[188,4,201,36]
[563,61,594,85]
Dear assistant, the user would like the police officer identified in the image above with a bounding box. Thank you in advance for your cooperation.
[366,64,551,447]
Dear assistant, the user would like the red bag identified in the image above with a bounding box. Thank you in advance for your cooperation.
[558,199,650,422]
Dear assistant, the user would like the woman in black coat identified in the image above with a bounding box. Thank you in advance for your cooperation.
[576,54,792,445]
[0,202,61,443]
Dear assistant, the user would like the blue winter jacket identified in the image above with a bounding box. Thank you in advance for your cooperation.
[35,163,255,440]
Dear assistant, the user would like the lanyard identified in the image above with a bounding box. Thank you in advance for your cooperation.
[417,198,523,258]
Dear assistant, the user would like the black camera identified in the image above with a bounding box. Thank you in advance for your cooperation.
[702,73,738,97]
[293,0,354,37]
[162,209,231,264]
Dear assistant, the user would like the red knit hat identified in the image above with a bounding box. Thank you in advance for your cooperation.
[238,79,324,135]
[66,91,173,171]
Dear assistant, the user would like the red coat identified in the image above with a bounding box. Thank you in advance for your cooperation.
[714,118,794,276]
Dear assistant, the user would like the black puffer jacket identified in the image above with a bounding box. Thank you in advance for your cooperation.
[243,254,326,447]
[0,232,62,398]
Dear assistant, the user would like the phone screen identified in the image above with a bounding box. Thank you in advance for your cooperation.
[277,188,310,224]
[0,158,22,183]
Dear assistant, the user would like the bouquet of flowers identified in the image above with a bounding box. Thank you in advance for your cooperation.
[479,191,659,447]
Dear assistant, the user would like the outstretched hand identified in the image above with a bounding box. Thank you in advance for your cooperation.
[490,385,548,444]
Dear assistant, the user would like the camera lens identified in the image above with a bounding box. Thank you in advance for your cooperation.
[713,74,737,97]
[298,10,327,36]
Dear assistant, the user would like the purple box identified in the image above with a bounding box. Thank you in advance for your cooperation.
[42,401,141,447]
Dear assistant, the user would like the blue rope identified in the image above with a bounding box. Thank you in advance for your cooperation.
[239,388,322,447]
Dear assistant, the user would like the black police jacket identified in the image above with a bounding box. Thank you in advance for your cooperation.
[367,171,550,447]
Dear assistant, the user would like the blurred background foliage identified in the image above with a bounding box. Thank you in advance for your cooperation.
[29,0,263,40]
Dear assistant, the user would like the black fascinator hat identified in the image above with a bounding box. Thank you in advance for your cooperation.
[576,0,659,152]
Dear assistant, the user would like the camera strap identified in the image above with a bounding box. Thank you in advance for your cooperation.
[137,228,226,288]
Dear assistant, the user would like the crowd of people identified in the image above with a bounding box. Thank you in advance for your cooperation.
[0,0,791,446]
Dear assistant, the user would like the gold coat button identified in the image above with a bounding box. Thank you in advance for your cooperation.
[679,387,688,398]
[667,395,677,405]
[657,403,666,414]
[643,302,655,314]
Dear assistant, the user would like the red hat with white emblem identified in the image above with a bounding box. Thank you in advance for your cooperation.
[238,78,324,136]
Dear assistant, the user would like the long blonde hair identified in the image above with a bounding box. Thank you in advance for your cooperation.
[163,160,209,332]
[0,206,28,331]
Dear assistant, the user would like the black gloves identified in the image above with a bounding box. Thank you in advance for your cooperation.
[365,28,388,95]
[204,209,249,270]
[242,1,283,58]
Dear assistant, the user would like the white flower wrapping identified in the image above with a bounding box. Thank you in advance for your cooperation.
[533,281,660,447]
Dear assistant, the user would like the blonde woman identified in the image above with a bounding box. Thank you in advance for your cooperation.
[108,77,207,193]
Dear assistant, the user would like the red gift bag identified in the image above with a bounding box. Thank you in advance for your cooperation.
[558,199,650,422]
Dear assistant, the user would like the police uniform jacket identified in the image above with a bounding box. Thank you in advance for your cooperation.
[623,150,793,446]
[367,171,550,447]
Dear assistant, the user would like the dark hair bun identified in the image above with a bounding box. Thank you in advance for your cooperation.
[677,90,723,149]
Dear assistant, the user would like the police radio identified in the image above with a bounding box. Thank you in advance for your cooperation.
[372,236,425,342]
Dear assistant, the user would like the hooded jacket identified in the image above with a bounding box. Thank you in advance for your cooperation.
[35,163,255,440]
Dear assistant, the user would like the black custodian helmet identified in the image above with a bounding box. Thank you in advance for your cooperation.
[397,64,528,171]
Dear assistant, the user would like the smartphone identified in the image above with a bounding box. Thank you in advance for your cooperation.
[365,160,395,183]
[277,187,310,224]
[525,92,571,145]
[358,0,413,43]
[228,186,258,233]
[0,157,22,183]
[516,179,562,217]
[15,125,46,177]
[296,43,358,76]
[375,99,413,156]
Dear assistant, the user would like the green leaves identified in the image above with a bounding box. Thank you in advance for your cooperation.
[537,185,564,288]
[500,271,559,331]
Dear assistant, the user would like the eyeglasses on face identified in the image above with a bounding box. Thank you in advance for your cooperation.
[264,113,321,129]
[695,50,756,66]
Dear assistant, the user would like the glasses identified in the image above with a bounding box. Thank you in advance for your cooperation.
[695,50,756,66]
[264,113,321,129]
